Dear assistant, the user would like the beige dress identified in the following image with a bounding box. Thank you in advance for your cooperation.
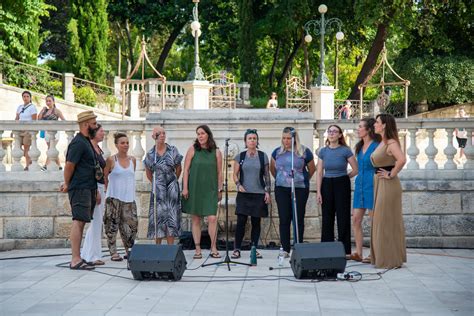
[370,143,406,268]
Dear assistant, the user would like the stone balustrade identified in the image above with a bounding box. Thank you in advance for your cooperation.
[0,114,472,249]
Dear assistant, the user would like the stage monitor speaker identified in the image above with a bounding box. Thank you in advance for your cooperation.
[290,242,346,279]
[128,244,187,281]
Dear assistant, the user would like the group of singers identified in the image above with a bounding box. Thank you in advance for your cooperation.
[65,110,406,271]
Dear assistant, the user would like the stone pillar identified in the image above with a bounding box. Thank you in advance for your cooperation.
[311,85,337,119]
[63,73,75,102]
[129,90,140,119]
[182,80,211,110]
[147,80,161,113]
[241,82,250,105]
[114,76,122,99]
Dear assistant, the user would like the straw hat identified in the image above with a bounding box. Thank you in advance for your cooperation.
[77,111,97,123]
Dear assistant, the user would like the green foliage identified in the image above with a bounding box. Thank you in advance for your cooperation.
[0,0,53,62]
[398,55,474,104]
[67,0,109,83]
[74,86,97,107]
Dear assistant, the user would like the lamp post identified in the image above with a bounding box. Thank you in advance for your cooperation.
[304,4,344,86]
[187,0,205,80]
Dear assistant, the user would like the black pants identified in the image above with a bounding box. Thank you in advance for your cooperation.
[275,186,309,253]
[321,175,352,254]
[234,215,261,250]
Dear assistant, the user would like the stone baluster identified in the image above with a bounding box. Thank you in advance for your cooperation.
[463,128,474,169]
[132,131,145,170]
[28,131,41,171]
[46,131,60,171]
[424,128,438,170]
[443,128,457,170]
[64,131,75,158]
[406,128,420,170]
[317,129,325,155]
[11,131,24,171]
[102,131,111,159]
[0,130,5,172]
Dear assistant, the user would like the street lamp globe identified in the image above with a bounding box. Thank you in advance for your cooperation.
[318,4,328,14]
[304,34,313,43]
[192,29,202,38]
[190,20,201,32]
[336,31,344,41]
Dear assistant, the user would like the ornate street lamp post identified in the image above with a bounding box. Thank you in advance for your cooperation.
[304,4,344,86]
[187,0,205,80]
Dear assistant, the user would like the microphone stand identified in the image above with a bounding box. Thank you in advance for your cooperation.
[202,138,251,271]
[290,131,300,246]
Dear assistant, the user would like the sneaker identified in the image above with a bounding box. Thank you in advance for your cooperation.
[283,251,290,258]
[41,165,47,171]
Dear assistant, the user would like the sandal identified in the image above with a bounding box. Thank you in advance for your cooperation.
[93,260,105,266]
[210,252,221,259]
[193,252,203,259]
[349,253,362,262]
[231,250,241,259]
[362,256,371,264]
[256,251,263,259]
[70,261,95,270]
[111,254,123,262]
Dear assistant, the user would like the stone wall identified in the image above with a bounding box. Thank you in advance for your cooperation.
[0,169,472,249]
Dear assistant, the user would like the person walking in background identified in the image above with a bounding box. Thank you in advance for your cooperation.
[60,110,98,270]
[103,132,138,261]
[38,94,66,170]
[266,92,278,109]
[182,125,223,259]
[144,126,183,245]
[15,90,37,170]
[80,124,106,266]
[316,125,358,258]
[339,100,352,120]
[455,107,469,164]
[351,118,380,262]
[231,129,271,259]
[371,114,407,269]
[270,127,316,257]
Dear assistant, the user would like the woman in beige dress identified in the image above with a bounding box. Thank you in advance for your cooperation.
[370,114,407,269]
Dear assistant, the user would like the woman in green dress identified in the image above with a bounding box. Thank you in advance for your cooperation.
[182,125,223,259]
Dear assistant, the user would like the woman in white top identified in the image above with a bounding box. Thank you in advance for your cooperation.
[103,132,138,261]
[15,91,37,170]
[266,92,278,109]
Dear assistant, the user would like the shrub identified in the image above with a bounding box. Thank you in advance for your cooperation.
[74,86,97,107]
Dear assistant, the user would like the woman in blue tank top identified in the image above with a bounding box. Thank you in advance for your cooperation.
[351,118,380,262]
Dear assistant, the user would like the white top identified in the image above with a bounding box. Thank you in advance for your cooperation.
[106,156,136,202]
[268,99,278,108]
[16,103,37,120]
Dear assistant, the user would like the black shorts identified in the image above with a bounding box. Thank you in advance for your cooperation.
[68,189,96,222]
[456,137,467,148]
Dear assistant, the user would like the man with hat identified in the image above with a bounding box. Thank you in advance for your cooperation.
[60,110,98,270]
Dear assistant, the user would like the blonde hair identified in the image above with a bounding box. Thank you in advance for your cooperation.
[278,127,305,157]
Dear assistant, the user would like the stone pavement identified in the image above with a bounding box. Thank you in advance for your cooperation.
[0,248,472,316]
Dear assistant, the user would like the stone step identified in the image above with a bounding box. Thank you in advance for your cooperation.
[0,239,15,251]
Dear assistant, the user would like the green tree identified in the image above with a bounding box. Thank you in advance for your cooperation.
[68,0,109,83]
[0,0,52,63]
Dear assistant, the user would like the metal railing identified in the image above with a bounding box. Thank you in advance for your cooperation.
[0,57,63,97]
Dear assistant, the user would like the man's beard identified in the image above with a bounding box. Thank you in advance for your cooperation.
[87,126,95,137]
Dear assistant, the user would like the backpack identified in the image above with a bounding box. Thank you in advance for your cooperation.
[239,150,266,189]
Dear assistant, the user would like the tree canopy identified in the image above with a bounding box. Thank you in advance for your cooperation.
[2,0,472,108]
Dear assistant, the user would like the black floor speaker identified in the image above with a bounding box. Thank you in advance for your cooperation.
[128,244,187,281]
[290,242,346,279]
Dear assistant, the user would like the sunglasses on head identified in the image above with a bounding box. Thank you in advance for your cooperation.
[246,129,257,134]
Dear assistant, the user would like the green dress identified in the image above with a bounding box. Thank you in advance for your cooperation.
[182,149,218,216]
